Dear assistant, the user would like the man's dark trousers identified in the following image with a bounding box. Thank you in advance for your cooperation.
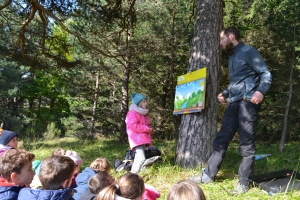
[205,100,260,186]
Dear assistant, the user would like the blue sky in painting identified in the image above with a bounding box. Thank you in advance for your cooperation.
[175,78,205,100]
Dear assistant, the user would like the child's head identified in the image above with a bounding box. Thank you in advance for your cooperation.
[0,130,18,149]
[131,92,148,109]
[88,171,114,194]
[0,149,35,186]
[52,148,66,156]
[98,172,145,200]
[39,155,76,190]
[167,179,206,200]
[65,150,82,174]
[90,157,111,173]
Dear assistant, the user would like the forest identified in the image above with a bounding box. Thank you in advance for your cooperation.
[0,0,299,152]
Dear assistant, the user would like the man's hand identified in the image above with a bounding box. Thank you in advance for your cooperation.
[218,93,226,103]
[251,91,264,104]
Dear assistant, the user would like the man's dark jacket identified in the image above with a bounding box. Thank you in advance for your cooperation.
[222,42,272,103]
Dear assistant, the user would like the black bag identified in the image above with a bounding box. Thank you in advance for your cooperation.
[125,150,135,160]
[145,146,161,159]
[124,146,161,160]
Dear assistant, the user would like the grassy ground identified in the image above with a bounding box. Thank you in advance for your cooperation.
[22,137,300,200]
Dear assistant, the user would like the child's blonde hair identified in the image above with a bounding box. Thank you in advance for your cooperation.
[52,148,66,156]
[167,179,206,200]
[90,157,111,172]
[97,172,144,200]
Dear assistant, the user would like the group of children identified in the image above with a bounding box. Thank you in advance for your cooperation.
[0,130,159,200]
[0,92,207,200]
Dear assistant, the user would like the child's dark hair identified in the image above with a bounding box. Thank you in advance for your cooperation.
[167,179,206,200]
[0,149,35,182]
[88,171,114,194]
[97,172,144,200]
[39,155,75,190]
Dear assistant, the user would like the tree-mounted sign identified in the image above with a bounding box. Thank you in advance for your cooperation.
[173,68,206,115]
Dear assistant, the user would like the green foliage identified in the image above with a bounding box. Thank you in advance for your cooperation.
[61,116,88,137]
[44,122,62,140]
[0,0,299,144]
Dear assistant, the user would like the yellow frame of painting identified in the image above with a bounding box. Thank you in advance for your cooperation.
[173,68,206,115]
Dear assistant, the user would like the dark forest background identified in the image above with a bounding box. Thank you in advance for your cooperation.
[0,0,299,147]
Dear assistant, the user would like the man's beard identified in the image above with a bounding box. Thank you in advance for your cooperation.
[224,41,234,51]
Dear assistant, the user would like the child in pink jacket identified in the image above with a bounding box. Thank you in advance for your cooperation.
[126,92,153,173]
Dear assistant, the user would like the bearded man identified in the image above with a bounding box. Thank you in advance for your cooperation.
[190,26,272,195]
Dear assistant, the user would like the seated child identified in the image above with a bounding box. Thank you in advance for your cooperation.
[0,149,35,200]
[98,172,160,200]
[74,158,110,200]
[18,155,76,200]
[52,147,66,156]
[97,172,160,200]
[98,172,145,200]
[167,179,206,200]
[65,150,83,188]
[0,129,18,150]
[78,171,114,200]
[32,147,68,176]
[31,148,82,189]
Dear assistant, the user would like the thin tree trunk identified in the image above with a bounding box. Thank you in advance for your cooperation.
[119,30,131,142]
[279,66,293,152]
[175,0,222,168]
[90,67,100,138]
[170,7,179,139]
[279,9,296,152]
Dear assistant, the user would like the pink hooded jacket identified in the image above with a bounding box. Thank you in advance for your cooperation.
[126,110,152,149]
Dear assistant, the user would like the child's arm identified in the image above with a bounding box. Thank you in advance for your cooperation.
[126,112,151,134]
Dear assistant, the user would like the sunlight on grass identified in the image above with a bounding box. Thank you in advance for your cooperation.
[23,137,300,200]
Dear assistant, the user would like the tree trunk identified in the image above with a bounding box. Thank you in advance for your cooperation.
[89,66,100,138]
[170,8,179,139]
[279,66,293,152]
[279,11,297,152]
[119,31,131,142]
[175,0,222,168]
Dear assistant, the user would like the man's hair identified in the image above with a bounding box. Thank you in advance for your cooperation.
[90,157,111,172]
[167,179,206,200]
[39,155,75,190]
[222,26,240,41]
[88,171,114,194]
[0,149,35,182]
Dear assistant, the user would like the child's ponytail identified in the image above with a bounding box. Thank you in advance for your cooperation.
[97,184,117,200]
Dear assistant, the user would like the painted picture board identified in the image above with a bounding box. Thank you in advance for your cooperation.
[173,68,206,115]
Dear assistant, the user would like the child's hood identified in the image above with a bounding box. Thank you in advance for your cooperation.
[17,187,75,200]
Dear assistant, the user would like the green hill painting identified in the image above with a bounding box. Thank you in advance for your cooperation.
[173,78,205,115]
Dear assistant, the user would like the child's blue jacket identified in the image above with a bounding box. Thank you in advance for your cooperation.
[0,185,22,200]
[73,167,96,200]
[17,187,75,200]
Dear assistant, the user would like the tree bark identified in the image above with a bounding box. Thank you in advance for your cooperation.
[119,30,131,142]
[90,66,101,138]
[175,0,222,168]
[170,8,179,139]
[279,8,297,152]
